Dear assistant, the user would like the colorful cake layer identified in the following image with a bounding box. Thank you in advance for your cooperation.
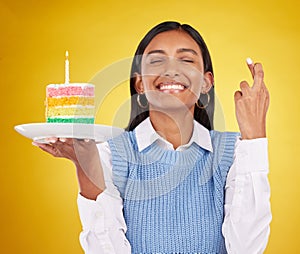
[47,117,94,123]
[47,86,94,97]
[47,97,94,107]
[45,83,95,124]
[47,106,94,116]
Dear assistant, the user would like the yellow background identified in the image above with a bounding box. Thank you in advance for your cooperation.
[1,0,300,253]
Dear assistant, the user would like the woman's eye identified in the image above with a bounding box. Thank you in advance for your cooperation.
[181,58,194,63]
[149,58,164,64]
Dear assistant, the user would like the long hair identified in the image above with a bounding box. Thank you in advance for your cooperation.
[126,21,215,131]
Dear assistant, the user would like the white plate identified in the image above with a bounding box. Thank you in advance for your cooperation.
[14,123,124,143]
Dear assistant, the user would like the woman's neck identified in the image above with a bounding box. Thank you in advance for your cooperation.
[149,109,194,150]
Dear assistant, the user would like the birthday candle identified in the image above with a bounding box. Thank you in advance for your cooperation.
[65,50,70,84]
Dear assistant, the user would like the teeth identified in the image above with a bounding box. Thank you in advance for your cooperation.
[159,84,185,90]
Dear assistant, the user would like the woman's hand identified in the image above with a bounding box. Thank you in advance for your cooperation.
[234,59,270,140]
[33,138,105,200]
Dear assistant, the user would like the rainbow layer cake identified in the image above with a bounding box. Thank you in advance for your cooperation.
[46,83,95,124]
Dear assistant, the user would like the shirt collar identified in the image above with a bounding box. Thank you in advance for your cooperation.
[134,117,213,152]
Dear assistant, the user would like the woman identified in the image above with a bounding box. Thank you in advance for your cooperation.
[35,21,271,253]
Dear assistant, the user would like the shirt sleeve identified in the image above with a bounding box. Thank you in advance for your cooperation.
[77,142,131,254]
[222,138,272,254]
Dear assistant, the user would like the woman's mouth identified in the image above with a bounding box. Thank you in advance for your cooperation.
[157,82,187,93]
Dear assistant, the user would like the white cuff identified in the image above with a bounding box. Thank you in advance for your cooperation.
[77,192,107,234]
[235,138,269,174]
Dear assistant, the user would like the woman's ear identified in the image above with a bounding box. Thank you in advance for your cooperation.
[202,72,214,93]
[134,72,144,94]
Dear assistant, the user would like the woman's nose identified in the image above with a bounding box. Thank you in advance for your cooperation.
[163,58,180,78]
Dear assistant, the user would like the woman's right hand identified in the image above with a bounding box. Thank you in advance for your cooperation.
[33,138,105,200]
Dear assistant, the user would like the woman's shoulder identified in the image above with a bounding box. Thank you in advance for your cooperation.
[209,130,240,148]
[208,131,239,167]
[107,130,138,151]
[209,130,240,138]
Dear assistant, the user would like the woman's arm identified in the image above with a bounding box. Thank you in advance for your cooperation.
[222,138,271,254]
[222,59,271,253]
[77,142,131,254]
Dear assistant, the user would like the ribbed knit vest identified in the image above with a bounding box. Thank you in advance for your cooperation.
[108,130,238,254]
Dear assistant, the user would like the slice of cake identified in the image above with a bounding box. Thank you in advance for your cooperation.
[45,83,95,124]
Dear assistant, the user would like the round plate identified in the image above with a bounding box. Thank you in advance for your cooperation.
[14,123,124,143]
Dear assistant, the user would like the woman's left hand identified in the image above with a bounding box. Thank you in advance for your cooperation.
[234,60,270,139]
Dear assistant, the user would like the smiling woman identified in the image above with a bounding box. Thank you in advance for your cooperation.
[127,22,215,132]
[138,30,212,130]
[35,21,271,254]
[132,29,213,148]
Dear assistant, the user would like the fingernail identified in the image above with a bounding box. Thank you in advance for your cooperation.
[84,139,90,142]
[59,138,66,142]
[246,57,253,65]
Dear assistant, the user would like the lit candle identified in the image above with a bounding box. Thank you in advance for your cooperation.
[65,50,70,84]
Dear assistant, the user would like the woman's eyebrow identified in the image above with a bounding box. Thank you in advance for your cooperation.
[146,49,166,55]
[146,48,198,56]
[177,48,198,55]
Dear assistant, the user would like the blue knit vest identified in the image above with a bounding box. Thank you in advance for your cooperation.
[108,130,238,254]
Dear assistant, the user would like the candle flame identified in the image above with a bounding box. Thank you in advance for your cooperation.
[65,50,69,59]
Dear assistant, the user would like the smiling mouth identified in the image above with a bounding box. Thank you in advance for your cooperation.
[157,82,187,93]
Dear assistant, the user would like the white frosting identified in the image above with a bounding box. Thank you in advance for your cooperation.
[47,83,94,88]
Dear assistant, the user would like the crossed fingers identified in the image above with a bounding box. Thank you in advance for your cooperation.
[235,58,268,100]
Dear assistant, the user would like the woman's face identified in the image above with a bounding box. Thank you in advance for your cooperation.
[137,30,210,113]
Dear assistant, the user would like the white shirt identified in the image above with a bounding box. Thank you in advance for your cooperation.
[77,118,271,254]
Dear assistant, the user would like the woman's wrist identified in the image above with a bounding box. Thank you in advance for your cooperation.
[75,163,104,200]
